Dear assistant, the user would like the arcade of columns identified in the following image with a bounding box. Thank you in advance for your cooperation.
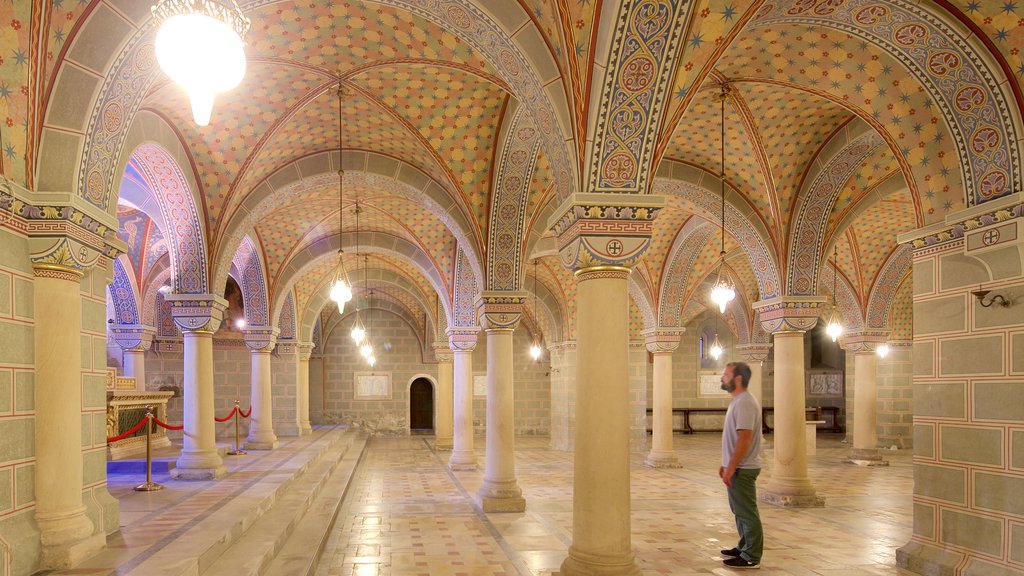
[2,0,1023,575]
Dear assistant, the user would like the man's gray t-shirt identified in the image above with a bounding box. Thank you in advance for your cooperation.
[722,391,762,469]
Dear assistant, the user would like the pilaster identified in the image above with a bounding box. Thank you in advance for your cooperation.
[297,342,314,435]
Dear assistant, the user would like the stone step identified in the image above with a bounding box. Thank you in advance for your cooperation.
[263,432,369,576]
[107,444,235,474]
[122,427,353,576]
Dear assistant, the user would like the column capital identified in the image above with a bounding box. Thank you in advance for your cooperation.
[297,342,315,361]
[476,291,527,331]
[244,326,279,352]
[19,192,126,280]
[447,327,479,351]
[548,192,664,273]
[165,294,227,334]
[642,328,684,353]
[109,324,156,352]
[432,342,454,363]
[753,296,827,333]
[736,343,772,363]
[839,329,891,353]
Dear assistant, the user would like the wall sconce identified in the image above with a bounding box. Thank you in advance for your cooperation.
[971,289,1011,308]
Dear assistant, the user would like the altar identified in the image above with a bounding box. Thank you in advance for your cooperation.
[105,369,176,459]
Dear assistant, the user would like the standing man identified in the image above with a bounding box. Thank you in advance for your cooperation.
[718,361,763,569]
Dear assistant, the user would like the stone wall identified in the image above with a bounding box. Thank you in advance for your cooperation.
[310,312,550,436]
[897,214,1024,575]
[0,227,119,576]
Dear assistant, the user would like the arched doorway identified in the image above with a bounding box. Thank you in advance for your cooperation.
[409,378,434,432]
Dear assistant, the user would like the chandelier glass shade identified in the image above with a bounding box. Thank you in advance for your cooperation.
[152,0,250,126]
[708,82,735,313]
[529,344,542,361]
[350,325,366,345]
[367,355,377,367]
[710,269,736,314]
[826,246,843,342]
[709,333,724,360]
[359,343,373,359]
[876,344,890,358]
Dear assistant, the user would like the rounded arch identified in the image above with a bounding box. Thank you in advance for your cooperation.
[866,245,913,330]
[121,142,209,294]
[819,260,866,332]
[657,218,716,328]
[271,232,453,330]
[109,256,142,325]
[212,150,486,293]
[230,235,271,327]
[318,301,432,364]
[139,256,171,328]
[653,162,782,300]
[523,267,566,343]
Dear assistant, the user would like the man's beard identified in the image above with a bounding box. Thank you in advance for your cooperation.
[721,377,736,393]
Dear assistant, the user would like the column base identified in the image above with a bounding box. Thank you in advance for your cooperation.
[478,479,525,513]
[299,423,313,436]
[557,546,642,576]
[435,437,453,450]
[36,509,104,569]
[448,450,477,470]
[848,448,889,466]
[760,478,824,507]
[171,464,227,480]
[644,450,682,468]
[245,439,280,450]
[896,540,963,576]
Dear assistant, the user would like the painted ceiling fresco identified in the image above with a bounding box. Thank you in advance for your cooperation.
[26,0,1024,350]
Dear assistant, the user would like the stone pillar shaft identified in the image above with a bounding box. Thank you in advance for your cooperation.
[174,329,226,478]
[247,350,279,449]
[449,339,477,470]
[479,328,524,511]
[33,271,103,567]
[434,347,454,450]
[123,350,147,391]
[562,268,639,575]
[298,349,313,435]
[644,339,681,468]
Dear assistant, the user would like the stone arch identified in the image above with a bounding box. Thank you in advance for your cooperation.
[523,268,566,343]
[628,275,658,333]
[786,128,888,296]
[139,256,170,328]
[272,232,452,331]
[653,163,782,300]
[819,260,866,331]
[822,172,910,262]
[278,291,298,342]
[451,249,479,329]
[122,142,209,294]
[584,0,692,195]
[109,256,142,325]
[230,235,271,327]
[749,0,1023,205]
[866,244,912,330]
[658,218,715,328]
[65,0,576,213]
[486,103,541,291]
[310,297,433,363]
[213,150,485,292]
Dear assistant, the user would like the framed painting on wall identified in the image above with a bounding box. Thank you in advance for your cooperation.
[698,372,729,398]
[808,372,843,397]
[354,372,391,400]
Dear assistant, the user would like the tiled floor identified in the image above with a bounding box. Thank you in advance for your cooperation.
[318,434,915,576]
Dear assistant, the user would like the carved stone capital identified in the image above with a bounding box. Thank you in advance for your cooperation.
[164,294,227,335]
[736,343,772,363]
[840,329,891,353]
[297,342,315,361]
[642,328,684,354]
[548,193,664,272]
[753,296,827,333]
[110,324,156,352]
[243,326,279,352]
[432,342,454,363]
[447,327,480,351]
[476,291,527,331]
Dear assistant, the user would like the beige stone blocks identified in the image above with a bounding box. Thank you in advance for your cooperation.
[913,464,966,505]
[914,381,966,419]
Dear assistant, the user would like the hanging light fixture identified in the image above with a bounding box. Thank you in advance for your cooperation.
[709,82,736,314]
[349,203,367,345]
[528,259,543,361]
[152,0,250,126]
[329,80,353,310]
[709,332,724,360]
[360,289,375,364]
[876,344,890,359]
[826,246,844,342]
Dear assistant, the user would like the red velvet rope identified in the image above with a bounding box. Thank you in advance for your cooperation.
[106,415,150,443]
[239,406,252,418]
[214,407,238,423]
[152,417,184,431]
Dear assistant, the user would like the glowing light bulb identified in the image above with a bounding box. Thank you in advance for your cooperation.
[876,344,890,358]
[360,343,372,358]
[709,334,724,360]
[329,279,352,305]
[351,325,365,344]
[235,318,246,329]
[367,355,376,367]
[826,317,843,342]
[709,282,736,314]
[529,344,542,360]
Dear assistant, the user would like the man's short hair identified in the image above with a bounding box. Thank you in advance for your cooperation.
[727,361,752,389]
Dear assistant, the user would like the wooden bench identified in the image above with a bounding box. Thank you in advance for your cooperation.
[646,406,841,435]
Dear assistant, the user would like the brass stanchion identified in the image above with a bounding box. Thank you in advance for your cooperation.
[135,405,163,491]
[227,399,247,455]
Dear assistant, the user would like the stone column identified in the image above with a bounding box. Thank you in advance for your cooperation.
[754,297,825,507]
[433,342,454,450]
[111,324,155,391]
[841,330,889,466]
[642,329,683,468]
[245,326,280,450]
[167,295,228,480]
[477,292,528,512]
[548,340,578,452]
[448,328,479,470]
[552,193,664,576]
[737,343,772,404]
[297,342,314,435]
[31,265,105,567]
